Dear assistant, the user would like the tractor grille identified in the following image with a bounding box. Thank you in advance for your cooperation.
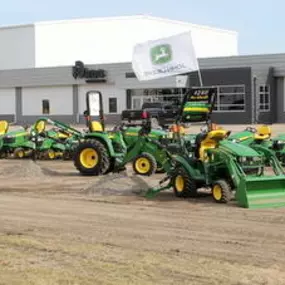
[3,137,16,144]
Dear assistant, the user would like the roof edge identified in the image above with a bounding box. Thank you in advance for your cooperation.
[0,15,237,35]
[0,23,34,30]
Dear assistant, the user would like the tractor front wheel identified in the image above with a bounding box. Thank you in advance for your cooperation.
[172,166,197,198]
[14,148,25,159]
[132,153,157,176]
[212,179,232,203]
[73,139,110,176]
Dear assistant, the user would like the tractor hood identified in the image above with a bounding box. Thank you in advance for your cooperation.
[4,130,29,138]
[272,134,285,141]
[228,130,254,142]
[219,139,261,157]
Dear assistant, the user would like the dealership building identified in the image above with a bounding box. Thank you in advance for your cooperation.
[0,15,283,124]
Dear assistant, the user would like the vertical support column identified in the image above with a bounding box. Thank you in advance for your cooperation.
[15,87,22,124]
[72,84,79,124]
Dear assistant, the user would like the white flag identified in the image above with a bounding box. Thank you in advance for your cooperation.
[132,31,199,81]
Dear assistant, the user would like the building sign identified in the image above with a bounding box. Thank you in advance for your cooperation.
[72,61,107,83]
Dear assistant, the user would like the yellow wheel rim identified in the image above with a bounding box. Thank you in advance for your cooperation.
[17,150,24,158]
[213,185,222,200]
[48,150,56,159]
[79,148,99,168]
[135,157,151,174]
[175,175,185,192]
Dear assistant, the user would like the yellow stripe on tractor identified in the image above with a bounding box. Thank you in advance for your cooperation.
[183,107,210,113]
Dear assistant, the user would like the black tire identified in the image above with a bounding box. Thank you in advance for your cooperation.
[156,162,165,173]
[132,152,157,176]
[172,166,198,198]
[73,139,110,176]
[212,179,232,203]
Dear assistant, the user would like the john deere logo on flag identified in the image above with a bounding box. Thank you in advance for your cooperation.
[150,44,172,65]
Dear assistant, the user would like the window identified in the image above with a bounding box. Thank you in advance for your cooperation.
[42,99,50,114]
[109,98,117,113]
[190,85,245,112]
[211,85,246,112]
[125,72,136,78]
[258,85,270,112]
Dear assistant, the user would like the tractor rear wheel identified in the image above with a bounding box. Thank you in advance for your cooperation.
[132,153,157,176]
[172,166,197,198]
[212,179,232,203]
[73,139,110,176]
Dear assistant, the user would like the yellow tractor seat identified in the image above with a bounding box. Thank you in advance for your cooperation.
[34,120,46,134]
[57,132,71,139]
[90,121,104,132]
[0,120,9,135]
[254,125,271,140]
[198,129,231,161]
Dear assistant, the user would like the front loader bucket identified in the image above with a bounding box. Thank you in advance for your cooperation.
[235,176,285,209]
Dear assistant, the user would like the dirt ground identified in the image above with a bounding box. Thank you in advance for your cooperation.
[1,124,285,285]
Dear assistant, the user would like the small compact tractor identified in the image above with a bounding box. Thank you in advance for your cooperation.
[108,87,285,209]
[72,90,196,176]
[228,125,285,166]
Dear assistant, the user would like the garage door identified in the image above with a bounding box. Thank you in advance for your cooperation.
[22,86,73,116]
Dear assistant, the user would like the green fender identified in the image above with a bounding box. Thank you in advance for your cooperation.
[83,132,125,157]
[171,155,204,180]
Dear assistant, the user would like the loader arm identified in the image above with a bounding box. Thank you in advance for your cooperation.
[32,117,83,139]
[118,135,174,173]
[250,144,285,175]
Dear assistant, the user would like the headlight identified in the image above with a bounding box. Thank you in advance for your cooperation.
[239,157,247,162]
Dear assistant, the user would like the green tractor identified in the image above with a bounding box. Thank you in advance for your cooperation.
[228,125,285,166]
[110,87,285,209]
[72,90,196,176]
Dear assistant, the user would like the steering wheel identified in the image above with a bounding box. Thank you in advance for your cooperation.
[245,126,257,133]
[111,123,126,132]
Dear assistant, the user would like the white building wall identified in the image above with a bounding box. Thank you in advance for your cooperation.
[22,86,73,116]
[0,88,15,114]
[34,16,238,68]
[78,84,125,114]
[0,25,35,70]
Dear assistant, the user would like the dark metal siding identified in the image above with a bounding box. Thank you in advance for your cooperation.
[188,67,252,124]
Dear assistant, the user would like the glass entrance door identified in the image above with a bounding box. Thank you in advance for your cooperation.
[131,96,153,109]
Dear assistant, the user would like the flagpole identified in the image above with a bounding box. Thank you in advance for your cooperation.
[198,69,203,87]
